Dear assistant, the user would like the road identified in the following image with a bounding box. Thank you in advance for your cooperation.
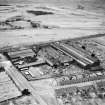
[3,60,58,105]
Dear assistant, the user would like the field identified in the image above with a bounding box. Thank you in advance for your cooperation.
[0,0,105,49]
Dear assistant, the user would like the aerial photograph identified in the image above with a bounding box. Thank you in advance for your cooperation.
[0,0,105,105]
